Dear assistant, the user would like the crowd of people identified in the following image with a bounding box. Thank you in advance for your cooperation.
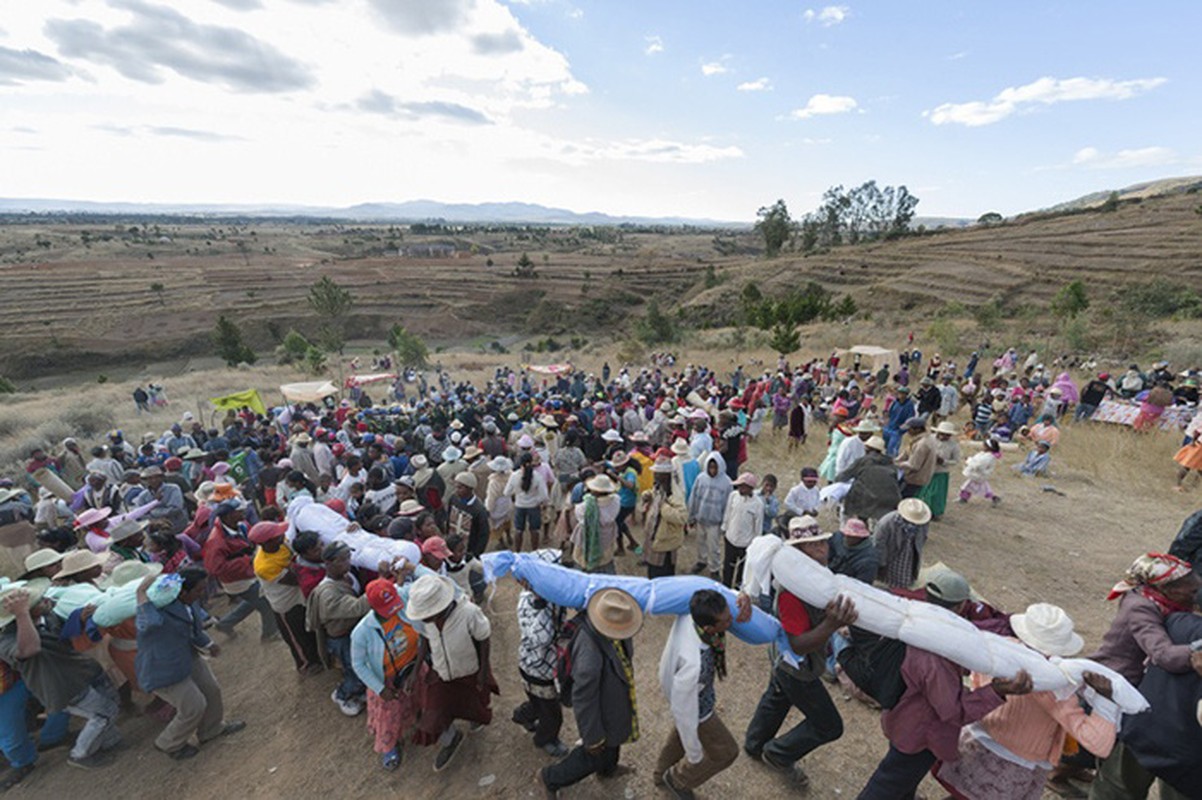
[1,346,1200,799]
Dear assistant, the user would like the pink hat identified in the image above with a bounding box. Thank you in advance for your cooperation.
[517,434,534,449]
[421,536,452,560]
[211,461,231,476]
[732,472,758,489]
[74,507,112,528]
[840,518,871,538]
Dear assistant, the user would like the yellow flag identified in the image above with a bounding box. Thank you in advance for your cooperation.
[210,389,267,417]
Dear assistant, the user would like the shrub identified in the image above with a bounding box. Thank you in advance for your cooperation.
[1120,279,1202,319]
[60,405,116,438]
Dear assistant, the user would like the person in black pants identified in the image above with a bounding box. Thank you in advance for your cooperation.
[539,589,642,798]
[739,518,857,788]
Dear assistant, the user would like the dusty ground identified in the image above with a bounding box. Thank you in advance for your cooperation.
[3,395,1191,799]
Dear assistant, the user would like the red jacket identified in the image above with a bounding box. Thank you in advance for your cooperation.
[203,523,255,585]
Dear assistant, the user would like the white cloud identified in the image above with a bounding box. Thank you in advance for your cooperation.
[644,35,663,55]
[577,137,744,165]
[803,5,850,26]
[927,76,1167,127]
[737,77,771,92]
[790,93,857,119]
[1072,145,1177,169]
[700,60,727,76]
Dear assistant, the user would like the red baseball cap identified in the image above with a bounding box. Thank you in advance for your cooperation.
[324,498,347,516]
[365,578,404,617]
[421,536,452,560]
[248,520,289,545]
[163,457,183,471]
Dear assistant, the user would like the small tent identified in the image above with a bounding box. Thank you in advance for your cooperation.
[279,381,340,404]
[836,345,900,377]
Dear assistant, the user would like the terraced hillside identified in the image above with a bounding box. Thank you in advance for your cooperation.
[1,187,1199,375]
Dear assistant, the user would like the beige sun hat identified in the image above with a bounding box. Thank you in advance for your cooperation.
[397,499,425,517]
[405,574,456,620]
[105,560,163,589]
[786,515,831,545]
[865,435,886,452]
[22,548,64,577]
[935,421,959,436]
[55,550,107,579]
[585,474,617,494]
[853,419,881,434]
[109,519,149,543]
[0,579,52,627]
[897,498,932,525]
[586,588,644,640]
[1010,603,1084,657]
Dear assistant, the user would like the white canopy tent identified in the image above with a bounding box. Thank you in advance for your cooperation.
[279,380,339,404]
[837,345,900,376]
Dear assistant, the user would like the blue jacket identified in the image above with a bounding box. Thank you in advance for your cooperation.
[885,398,915,432]
[135,600,212,692]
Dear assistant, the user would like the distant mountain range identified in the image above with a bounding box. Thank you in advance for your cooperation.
[0,197,742,227]
[2,175,1197,225]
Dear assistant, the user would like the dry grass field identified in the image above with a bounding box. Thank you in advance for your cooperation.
[1,186,1200,378]
[0,346,1194,799]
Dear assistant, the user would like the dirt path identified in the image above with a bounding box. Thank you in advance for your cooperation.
[9,423,1191,800]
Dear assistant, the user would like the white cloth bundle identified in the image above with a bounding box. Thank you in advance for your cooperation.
[286,495,422,573]
[742,534,1149,714]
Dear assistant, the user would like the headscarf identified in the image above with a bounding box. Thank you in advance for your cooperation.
[581,493,602,571]
[1052,372,1080,405]
[1107,553,1193,613]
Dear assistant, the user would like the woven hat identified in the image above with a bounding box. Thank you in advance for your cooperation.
[786,515,831,545]
[74,507,112,528]
[853,420,881,434]
[609,451,630,469]
[109,519,148,543]
[865,436,886,452]
[539,414,559,428]
[586,588,644,640]
[585,474,618,494]
[397,499,425,517]
[1010,603,1084,657]
[406,574,456,620]
[56,549,107,579]
[897,498,931,525]
[0,579,51,628]
[106,560,163,588]
[463,445,483,460]
[22,548,64,576]
[935,421,959,436]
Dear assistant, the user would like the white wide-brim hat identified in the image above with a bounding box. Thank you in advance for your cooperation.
[1010,603,1084,657]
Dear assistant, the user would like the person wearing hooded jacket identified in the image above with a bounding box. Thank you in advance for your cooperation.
[687,453,732,580]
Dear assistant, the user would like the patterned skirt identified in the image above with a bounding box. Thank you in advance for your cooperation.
[934,733,1049,800]
[365,687,419,753]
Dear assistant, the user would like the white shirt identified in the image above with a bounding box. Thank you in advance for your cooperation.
[835,435,866,477]
[659,615,707,764]
[783,483,821,517]
[721,491,764,547]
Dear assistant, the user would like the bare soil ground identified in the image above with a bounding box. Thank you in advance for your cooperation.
[3,375,1190,799]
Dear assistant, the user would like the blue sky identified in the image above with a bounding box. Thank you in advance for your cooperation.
[1,0,1198,220]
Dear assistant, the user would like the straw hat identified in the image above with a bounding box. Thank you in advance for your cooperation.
[865,436,886,452]
[586,474,618,494]
[1010,603,1084,657]
[106,560,163,588]
[405,574,456,620]
[786,515,831,545]
[0,579,51,627]
[463,445,483,461]
[586,588,644,640]
[74,507,112,528]
[22,548,64,576]
[934,421,959,436]
[56,550,107,579]
[109,519,148,543]
[897,498,931,525]
[397,499,425,517]
[609,451,630,469]
[539,414,559,428]
[853,420,881,434]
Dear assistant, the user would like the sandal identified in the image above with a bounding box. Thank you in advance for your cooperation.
[381,747,402,771]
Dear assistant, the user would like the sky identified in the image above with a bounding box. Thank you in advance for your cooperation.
[2,0,1200,222]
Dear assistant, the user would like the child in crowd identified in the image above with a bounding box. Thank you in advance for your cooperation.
[1016,440,1052,477]
[511,550,568,758]
[442,533,486,604]
[960,438,1003,506]
[292,530,327,599]
[758,473,780,534]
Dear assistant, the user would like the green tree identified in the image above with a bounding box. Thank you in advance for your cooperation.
[514,252,537,278]
[304,346,327,374]
[1100,191,1121,213]
[977,212,1003,225]
[768,322,800,355]
[636,299,678,344]
[307,275,354,353]
[755,199,793,257]
[212,315,256,366]
[1051,280,1090,319]
[387,323,430,367]
[279,329,311,364]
